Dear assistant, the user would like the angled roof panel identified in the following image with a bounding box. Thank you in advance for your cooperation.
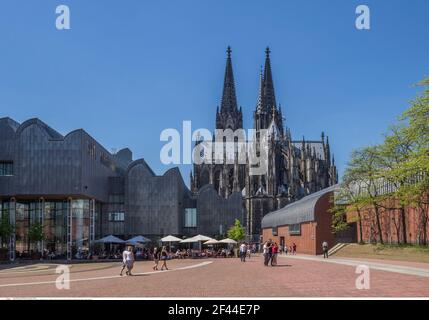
[261,184,339,228]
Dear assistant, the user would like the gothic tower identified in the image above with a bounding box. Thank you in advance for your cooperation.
[192,47,246,198]
[192,46,338,242]
[216,46,243,131]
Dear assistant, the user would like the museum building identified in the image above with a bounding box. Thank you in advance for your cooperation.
[0,117,243,260]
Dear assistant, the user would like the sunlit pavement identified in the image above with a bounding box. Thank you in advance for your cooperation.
[1,254,429,297]
[279,254,429,278]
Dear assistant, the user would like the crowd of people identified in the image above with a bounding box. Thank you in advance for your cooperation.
[120,245,171,276]
[115,240,332,276]
[262,240,297,266]
[119,245,246,276]
[13,239,331,268]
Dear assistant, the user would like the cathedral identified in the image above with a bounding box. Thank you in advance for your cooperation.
[191,47,338,241]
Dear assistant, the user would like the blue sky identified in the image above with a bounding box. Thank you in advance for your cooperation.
[1,0,428,185]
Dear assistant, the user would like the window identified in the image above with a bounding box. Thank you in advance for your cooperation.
[0,161,13,176]
[272,227,278,236]
[109,212,125,222]
[184,208,197,228]
[289,223,301,235]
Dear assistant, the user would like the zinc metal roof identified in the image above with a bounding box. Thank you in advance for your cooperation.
[261,184,339,228]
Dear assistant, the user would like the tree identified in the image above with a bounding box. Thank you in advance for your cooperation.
[28,222,45,251]
[346,146,385,244]
[399,77,429,244]
[376,125,414,244]
[330,179,366,244]
[0,216,13,248]
[227,219,246,241]
[338,76,429,245]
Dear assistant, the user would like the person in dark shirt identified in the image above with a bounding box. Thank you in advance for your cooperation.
[160,246,169,271]
[152,247,160,271]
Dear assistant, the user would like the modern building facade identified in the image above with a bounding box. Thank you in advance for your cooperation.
[192,47,338,241]
[0,117,243,260]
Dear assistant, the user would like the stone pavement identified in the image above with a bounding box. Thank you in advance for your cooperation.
[279,254,429,278]
[0,254,428,298]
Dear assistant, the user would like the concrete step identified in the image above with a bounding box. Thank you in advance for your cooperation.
[328,243,348,256]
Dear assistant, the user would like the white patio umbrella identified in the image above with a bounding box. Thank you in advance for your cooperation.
[181,235,213,251]
[192,234,213,242]
[204,239,220,245]
[127,235,151,243]
[95,235,125,244]
[219,238,238,244]
[161,235,182,252]
[180,235,213,243]
[161,235,182,242]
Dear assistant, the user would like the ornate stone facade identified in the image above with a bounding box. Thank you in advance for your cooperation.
[191,47,338,240]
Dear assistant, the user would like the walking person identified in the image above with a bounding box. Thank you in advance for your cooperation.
[267,240,273,265]
[239,242,247,262]
[120,245,135,276]
[263,241,270,266]
[160,246,169,270]
[152,247,160,271]
[271,242,279,266]
[292,243,297,255]
[322,241,329,259]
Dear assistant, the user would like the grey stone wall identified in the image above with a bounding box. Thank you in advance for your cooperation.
[124,160,189,239]
[195,185,245,237]
[0,118,124,202]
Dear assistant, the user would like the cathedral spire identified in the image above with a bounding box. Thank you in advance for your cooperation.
[256,67,264,113]
[263,47,276,112]
[220,46,238,114]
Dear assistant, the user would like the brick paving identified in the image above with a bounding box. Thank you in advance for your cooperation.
[0,254,429,297]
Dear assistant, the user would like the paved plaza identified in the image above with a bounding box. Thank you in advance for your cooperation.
[1,254,429,298]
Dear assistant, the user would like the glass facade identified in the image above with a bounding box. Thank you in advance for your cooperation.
[0,161,13,176]
[71,199,90,259]
[0,198,101,260]
[44,201,68,258]
[108,212,125,222]
[184,208,197,228]
[0,202,10,249]
[15,202,42,256]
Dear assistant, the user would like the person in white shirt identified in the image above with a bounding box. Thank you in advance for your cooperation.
[239,243,247,262]
[322,241,329,259]
[263,242,268,265]
[120,245,135,276]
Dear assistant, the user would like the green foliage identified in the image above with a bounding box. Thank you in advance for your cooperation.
[227,219,246,241]
[0,215,14,247]
[28,222,45,243]
[330,203,349,233]
[337,76,429,244]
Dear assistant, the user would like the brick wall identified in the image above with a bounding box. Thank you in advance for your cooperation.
[347,200,429,245]
[262,222,317,254]
[261,192,336,255]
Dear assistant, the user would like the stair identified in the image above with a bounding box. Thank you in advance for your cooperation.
[328,243,348,256]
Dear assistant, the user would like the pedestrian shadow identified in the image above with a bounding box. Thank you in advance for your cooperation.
[271,264,292,267]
